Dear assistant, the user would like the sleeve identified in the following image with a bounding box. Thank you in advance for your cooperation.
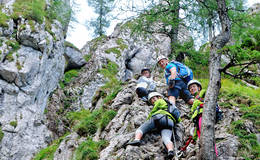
[166,63,177,73]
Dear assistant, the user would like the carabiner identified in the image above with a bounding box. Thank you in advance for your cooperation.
[177,150,183,158]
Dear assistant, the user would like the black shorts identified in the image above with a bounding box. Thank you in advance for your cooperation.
[168,80,193,102]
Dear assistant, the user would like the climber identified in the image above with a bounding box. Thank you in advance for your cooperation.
[126,92,181,158]
[136,68,156,101]
[157,55,194,105]
[187,80,220,156]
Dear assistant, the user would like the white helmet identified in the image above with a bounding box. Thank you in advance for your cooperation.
[187,80,202,90]
[148,92,163,102]
[157,55,168,63]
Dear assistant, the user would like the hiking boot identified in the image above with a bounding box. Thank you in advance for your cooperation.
[168,150,175,159]
[126,140,141,146]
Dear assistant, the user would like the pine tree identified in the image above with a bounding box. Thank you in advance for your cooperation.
[87,0,114,37]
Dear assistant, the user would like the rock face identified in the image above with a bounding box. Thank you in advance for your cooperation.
[0,1,68,159]
[64,46,86,70]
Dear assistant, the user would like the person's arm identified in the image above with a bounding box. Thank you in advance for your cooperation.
[169,67,177,80]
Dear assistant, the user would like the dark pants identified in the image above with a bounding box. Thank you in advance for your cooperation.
[136,87,149,98]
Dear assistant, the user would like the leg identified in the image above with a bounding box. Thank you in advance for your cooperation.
[168,96,176,105]
[197,115,218,156]
[168,88,180,105]
[127,118,156,146]
[161,129,174,151]
[179,82,194,105]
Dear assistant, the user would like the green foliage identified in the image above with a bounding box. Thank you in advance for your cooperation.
[0,12,9,27]
[16,60,22,70]
[60,69,79,87]
[46,0,71,28]
[33,134,68,160]
[12,0,46,23]
[105,47,121,58]
[116,38,128,50]
[12,0,71,31]
[9,121,17,128]
[99,61,123,105]
[230,120,260,159]
[5,52,14,62]
[87,0,115,36]
[199,78,260,159]
[73,138,108,160]
[65,41,80,52]
[0,127,4,143]
[66,108,117,137]
[84,54,92,62]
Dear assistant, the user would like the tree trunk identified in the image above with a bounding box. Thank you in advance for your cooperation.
[199,0,231,159]
[169,0,180,56]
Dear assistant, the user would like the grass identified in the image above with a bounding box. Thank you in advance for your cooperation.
[33,133,68,160]
[73,138,108,160]
[9,121,17,128]
[0,12,9,27]
[66,109,117,137]
[230,120,260,159]
[12,0,46,24]
[65,41,80,52]
[98,61,123,106]
[0,127,4,143]
[84,54,92,62]
[59,69,79,88]
[198,78,260,159]
[105,47,121,58]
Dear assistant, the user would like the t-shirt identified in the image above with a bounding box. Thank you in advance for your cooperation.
[165,63,181,85]
[136,76,156,91]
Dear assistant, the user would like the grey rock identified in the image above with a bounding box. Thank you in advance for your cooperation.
[65,47,86,70]
[53,132,79,160]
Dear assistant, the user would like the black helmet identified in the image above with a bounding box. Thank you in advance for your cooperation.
[141,68,151,74]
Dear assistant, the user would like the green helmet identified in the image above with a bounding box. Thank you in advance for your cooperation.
[148,92,163,102]
[187,80,202,90]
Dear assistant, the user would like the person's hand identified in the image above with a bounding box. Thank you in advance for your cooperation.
[169,79,175,88]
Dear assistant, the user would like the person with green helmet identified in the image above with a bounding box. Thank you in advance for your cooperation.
[126,92,181,158]
[187,80,219,156]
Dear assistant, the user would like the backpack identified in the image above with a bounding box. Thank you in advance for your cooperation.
[169,61,193,83]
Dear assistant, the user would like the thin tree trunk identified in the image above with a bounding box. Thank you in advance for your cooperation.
[169,0,180,56]
[199,0,231,159]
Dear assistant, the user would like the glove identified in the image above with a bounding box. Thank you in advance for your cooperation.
[169,79,175,88]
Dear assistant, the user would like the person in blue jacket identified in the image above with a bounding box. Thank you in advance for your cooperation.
[157,55,194,105]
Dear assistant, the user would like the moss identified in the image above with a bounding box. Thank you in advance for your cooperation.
[63,69,79,85]
[6,40,20,51]
[0,127,4,143]
[98,61,123,106]
[33,133,68,160]
[105,47,121,58]
[65,41,80,52]
[116,38,128,50]
[73,138,108,160]
[230,120,260,159]
[0,12,9,27]
[28,20,36,32]
[83,54,91,62]
[16,60,22,70]
[12,0,46,24]
[66,108,117,137]
[10,121,17,128]
[5,52,14,62]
